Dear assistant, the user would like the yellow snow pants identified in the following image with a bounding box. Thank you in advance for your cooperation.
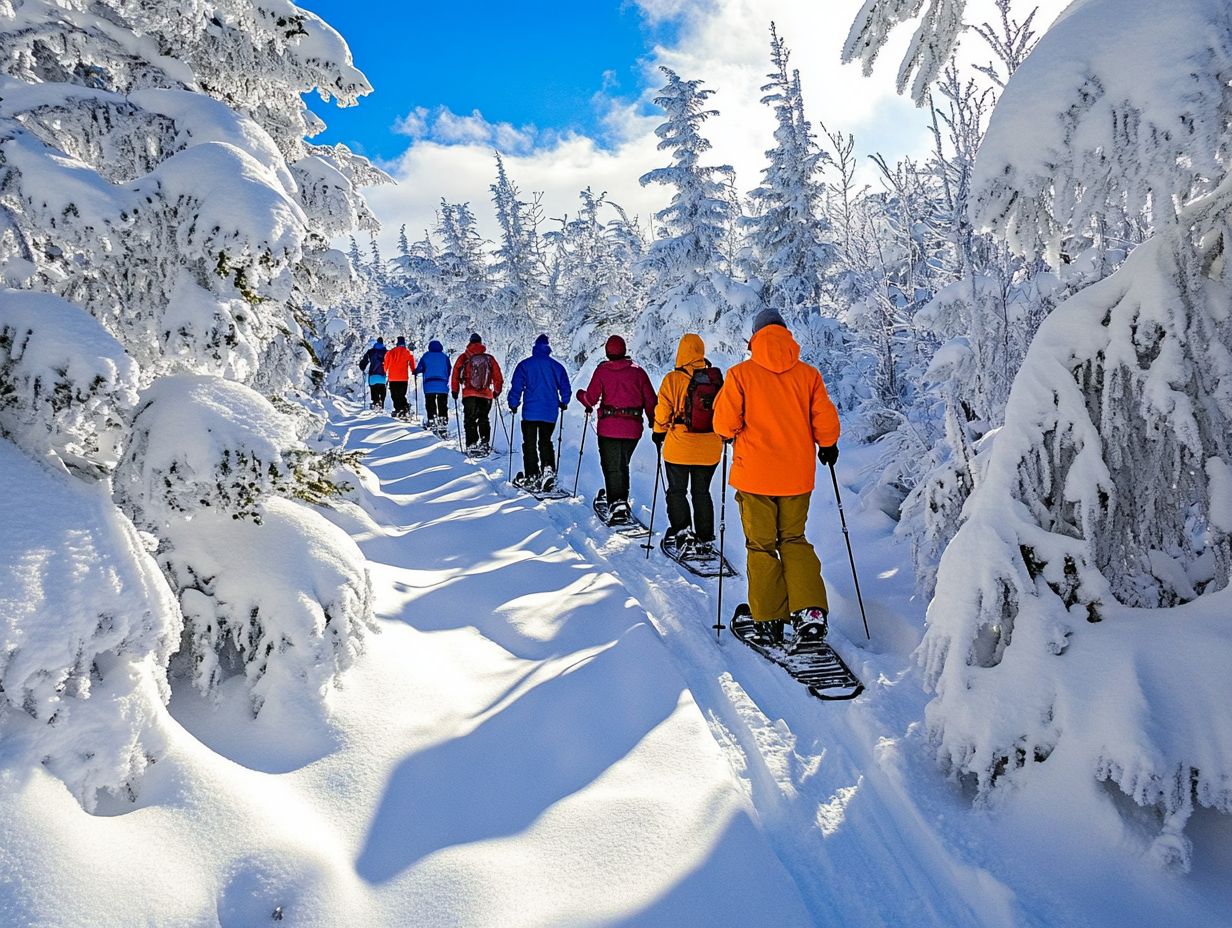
[736,491,828,622]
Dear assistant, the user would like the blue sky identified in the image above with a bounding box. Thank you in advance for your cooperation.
[297,0,993,250]
[299,0,673,161]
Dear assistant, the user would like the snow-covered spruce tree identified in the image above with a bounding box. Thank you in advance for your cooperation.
[0,0,378,805]
[907,0,1232,869]
[742,24,834,324]
[487,153,544,362]
[430,198,494,353]
[636,67,758,370]
[545,188,648,370]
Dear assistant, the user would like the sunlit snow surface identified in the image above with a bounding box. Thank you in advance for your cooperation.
[2,400,1229,926]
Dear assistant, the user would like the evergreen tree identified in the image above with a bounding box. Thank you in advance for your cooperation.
[743,24,834,320]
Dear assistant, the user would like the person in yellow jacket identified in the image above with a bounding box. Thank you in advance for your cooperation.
[712,308,841,647]
[652,334,723,556]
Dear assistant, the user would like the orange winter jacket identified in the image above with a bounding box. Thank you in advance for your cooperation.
[712,325,840,496]
[654,334,723,467]
[384,346,414,382]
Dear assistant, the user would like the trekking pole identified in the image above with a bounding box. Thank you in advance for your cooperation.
[642,445,663,558]
[715,441,730,640]
[830,461,871,641]
[572,410,591,497]
[412,373,420,424]
[556,407,566,476]
[454,394,463,453]
[507,407,518,483]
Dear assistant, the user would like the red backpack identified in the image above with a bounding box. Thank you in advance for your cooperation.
[676,365,723,432]
[464,353,494,392]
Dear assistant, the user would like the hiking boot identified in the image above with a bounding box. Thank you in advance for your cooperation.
[609,498,632,524]
[512,472,529,489]
[540,466,556,492]
[694,539,716,559]
[789,607,828,648]
[748,619,785,647]
[672,529,697,559]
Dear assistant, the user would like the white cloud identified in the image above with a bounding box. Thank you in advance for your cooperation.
[367,0,1070,251]
[392,105,429,138]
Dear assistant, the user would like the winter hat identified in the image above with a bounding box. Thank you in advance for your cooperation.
[534,333,550,348]
[469,332,482,344]
[752,307,787,334]
[376,336,385,344]
[605,335,627,360]
[396,335,406,346]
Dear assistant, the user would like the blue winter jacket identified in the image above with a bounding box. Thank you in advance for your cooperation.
[509,342,571,423]
[416,340,451,394]
[361,342,387,384]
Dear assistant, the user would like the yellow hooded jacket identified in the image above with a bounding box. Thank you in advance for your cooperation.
[653,333,723,467]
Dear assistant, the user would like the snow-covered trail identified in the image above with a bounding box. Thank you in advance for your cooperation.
[333,400,1232,928]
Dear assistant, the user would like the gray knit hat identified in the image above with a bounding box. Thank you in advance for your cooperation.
[752,307,788,334]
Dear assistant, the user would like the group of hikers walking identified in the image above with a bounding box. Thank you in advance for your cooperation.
[358,306,842,647]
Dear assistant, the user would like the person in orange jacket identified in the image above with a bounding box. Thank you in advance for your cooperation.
[712,307,840,647]
[451,332,504,453]
[652,333,723,557]
[384,336,415,420]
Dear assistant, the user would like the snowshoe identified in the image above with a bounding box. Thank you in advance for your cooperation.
[592,490,649,537]
[730,604,863,701]
[659,533,737,578]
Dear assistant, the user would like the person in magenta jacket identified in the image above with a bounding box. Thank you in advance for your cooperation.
[575,335,657,521]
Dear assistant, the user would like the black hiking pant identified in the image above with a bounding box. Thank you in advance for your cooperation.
[463,396,493,447]
[598,436,638,504]
[426,393,447,422]
[390,381,409,417]
[369,383,386,407]
[665,462,718,542]
[522,419,556,478]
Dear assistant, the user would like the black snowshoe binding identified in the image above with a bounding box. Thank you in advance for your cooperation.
[593,490,649,537]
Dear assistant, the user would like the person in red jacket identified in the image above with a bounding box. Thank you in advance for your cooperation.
[384,336,415,420]
[451,332,504,454]
[575,335,657,523]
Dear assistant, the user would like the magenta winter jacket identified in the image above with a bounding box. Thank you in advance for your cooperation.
[576,358,658,440]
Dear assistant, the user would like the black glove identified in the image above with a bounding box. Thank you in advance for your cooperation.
[559,402,568,411]
[509,405,518,415]
[722,437,734,446]
[652,431,665,448]
[818,444,839,466]
[451,391,459,400]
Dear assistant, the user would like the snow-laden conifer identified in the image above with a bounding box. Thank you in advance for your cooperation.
[914,0,1232,869]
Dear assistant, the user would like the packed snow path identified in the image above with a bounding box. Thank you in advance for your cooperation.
[4,399,1229,927]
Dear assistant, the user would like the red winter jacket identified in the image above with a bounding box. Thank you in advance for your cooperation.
[451,342,504,399]
[576,358,657,440]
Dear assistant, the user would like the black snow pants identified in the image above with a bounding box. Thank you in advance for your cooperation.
[598,436,638,504]
[521,419,556,478]
[463,396,493,447]
[665,461,718,542]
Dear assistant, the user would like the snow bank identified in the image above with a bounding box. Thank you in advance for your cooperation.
[0,288,139,476]
[164,496,374,715]
[919,193,1232,869]
[116,374,299,525]
[0,441,180,810]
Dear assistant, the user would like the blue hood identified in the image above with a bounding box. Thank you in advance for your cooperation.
[429,339,443,352]
[533,341,552,358]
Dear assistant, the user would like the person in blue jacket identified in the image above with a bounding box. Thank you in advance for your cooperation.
[416,339,452,432]
[508,333,571,490]
[359,337,387,409]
